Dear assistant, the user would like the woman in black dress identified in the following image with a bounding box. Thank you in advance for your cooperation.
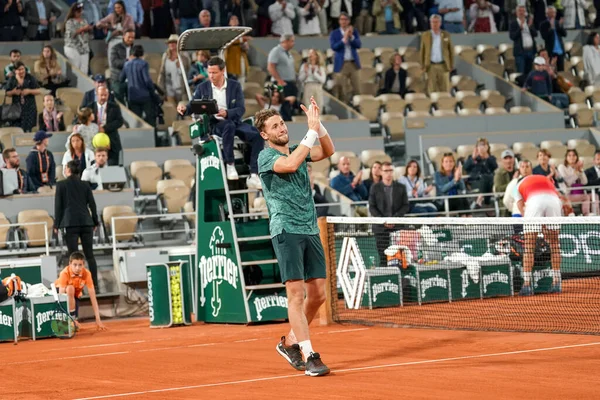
[5,61,41,132]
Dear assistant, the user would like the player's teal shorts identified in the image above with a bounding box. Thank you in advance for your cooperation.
[272,230,327,283]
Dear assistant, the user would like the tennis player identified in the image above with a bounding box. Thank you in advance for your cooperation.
[514,174,562,295]
[256,97,335,377]
[55,251,107,330]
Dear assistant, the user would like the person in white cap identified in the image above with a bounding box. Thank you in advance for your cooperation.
[523,56,569,109]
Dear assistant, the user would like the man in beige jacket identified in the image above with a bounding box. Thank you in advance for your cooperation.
[419,14,454,94]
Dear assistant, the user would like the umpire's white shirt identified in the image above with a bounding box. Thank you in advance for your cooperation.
[211,80,228,120]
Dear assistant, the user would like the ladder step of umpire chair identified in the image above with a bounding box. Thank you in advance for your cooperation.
[237,235,272,242]
[241,259,278,266]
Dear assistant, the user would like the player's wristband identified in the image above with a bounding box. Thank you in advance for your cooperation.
[300,129,318,149]
[318,122,329,138]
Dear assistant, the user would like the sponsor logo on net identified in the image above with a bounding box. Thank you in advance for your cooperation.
[254,294,288,321]
[371,280,399,302]
[200,155,220,180]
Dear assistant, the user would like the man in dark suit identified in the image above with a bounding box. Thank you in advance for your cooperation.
[92,86,124,166]
[23,0,61,41]
[509,5,538,77]
[2,147,34,193]
[110,29,135,104]
[369,161,410,267]
[80,74,114,109]
[585,150,600,188]
[177,56,263,188]
[540,6,566,72]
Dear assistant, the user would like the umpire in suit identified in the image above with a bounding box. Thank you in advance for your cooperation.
[54,159,100,290]
[369,161,410,267]
[91,86,124,166]
[177,56,263,187]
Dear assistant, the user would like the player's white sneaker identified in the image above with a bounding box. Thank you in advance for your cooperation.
[226,164,239,180]
[247,174,262,189]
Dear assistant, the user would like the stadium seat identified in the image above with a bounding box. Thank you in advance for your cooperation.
[402,62,423,80]
[480,90,506,108]
[568,87,587,104]
[159,102,178,131]
[405,77,427,93]
[405,93,432,112]
[432,109,456,117]
[489,143,508,153]
[183,201,195,227]
[451,75,478,92]
[374,47,395,64]
[481,61,505,78]
[90,56,109,76]
[513,142,537,153]
[585,86,600,105]
[289,49,303,70]
[310,158,331,180]
[458,108,482,116]
[581,156,594,170]
[172,119,195,145]
[518,147,540,162]
[458,48,478,64]
[145,53,162,71]
[546,145,568,159]
[243,99,262,120]
[453,45,474,56]
[157,179,190,214]
[549,157,562,167]
[330,151,360,173]
[0,126,23,148]
[130,161,163,195]
[321,115,340,121]
[56,165,65,181]
[247,67,267,85]
[103,205,139,243]
[380,112,405,141]
[429,92,457,111]
[376,94,405,113]
[0,212,11,249]
[352,95,380,122]
[407,110,430,118]
[510,106,531,114]
[400,47,419,63]
[485,107,508,115]
[291,115,308,123]
[164,159,195,188]
[567,139,590,149]
[357,48,376,67]
[56,88,84,111]
[569,103,595,128]
[508,73,521,84]
[17,209,53,248]
[393,166,406,180]
[359,66,377,83]
[477,44,500,63]
[456,144,475,160]
[455,91,482,111]
[360,149,391,167]
[498,43,513,58]
[540,140,563,150]
[576,143,596,157]
[243,82,263,99]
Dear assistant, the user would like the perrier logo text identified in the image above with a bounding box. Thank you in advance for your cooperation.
[254,294,288,321]
[200,155,220,180]
[0,310,13,327]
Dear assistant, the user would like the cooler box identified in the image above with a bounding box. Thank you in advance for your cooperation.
[0,299,18,343]
[450,256,513,301]
[147,261,193,328]
[17,295,70,340]
[532,264,554,294]
[403,262,460,304]
[360,267,402,309]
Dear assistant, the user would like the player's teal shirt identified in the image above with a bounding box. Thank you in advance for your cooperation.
[258,144,319,237]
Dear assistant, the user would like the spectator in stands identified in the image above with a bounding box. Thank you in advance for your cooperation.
[54,161,100,291]
[527,0,547,30]
[26,130,56,191]
[225,15,250,84]
[268,34,299,100]
[540,6,566,72]
[255,0,275,36]
[64,3,92,74]
[362,161,381,194]
[81,75,113,108]
[109,29,135,104]
[188,50,209,91]
[307,164,329,217]
[468,0,499,32]
[38,94,65,133]
[269,0,295,36]
[437,0,465,33]
[369,161,410,266]
[225,0,252,26]
[494,149,517,216]
[5,61,41,133]
[81,0,104,39]
[503,159,533,217]
[4,50,29,80]
[562,0,586,29]
[523,57,568,109]
[536,49,570,106]
[170,0,202,34]
[328,0,352,30]
[62,133,95,176]
[34,45,67,96]
[330,12,361,103]
[97,1,135,69]
[331,156,368,203]
[420,14,453,94]
[583,32,600,87]
[558,149,591,215]
[401,0,430,34]
[71,107,98,149]
[533,148,561,182]
[297,0,322,36]
[199,9,212,28]
[23,0,61,41]
[381,53,407,97]
[92,86,124,165]
[298,49,326,109]
[158,34,191,106]
[255,86,294,121]
[585,150,600,186]
[2,148,33,194]
[464,137,497,209]
[82,147,109,190]
[107,0,143,37]
[434,152,470,214]
[399,159,438,215]
[176,57,263,188]
[120,44,157,127]
[0,0,24,41]
[373,0,402,34]
[510,5,537,77]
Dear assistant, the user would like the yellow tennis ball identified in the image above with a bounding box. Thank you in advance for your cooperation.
[92,132,111,149]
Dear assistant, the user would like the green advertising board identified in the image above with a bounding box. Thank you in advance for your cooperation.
[360,268,402,309]
[147,262,193,328]
[248,289,288,322]
[449,267,481,301]
[481,263,513,298]
[559,224,600,273]
[0,266,42,286]
[532,264,553,293]
[0,300,17,343]
[17,296,70,340]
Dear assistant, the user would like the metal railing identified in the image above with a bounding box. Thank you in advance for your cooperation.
[0,221,51,257]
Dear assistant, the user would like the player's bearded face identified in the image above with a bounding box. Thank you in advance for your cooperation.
[263,115,288,146]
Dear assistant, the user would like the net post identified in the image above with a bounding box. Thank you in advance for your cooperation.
[317,216,335,325]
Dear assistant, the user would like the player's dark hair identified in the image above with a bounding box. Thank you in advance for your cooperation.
[69,251,86,262]
[255,108,280,132]
[67,160,82,177]
[207,56,225,70]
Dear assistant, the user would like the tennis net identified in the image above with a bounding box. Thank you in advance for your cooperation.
[323,216,600,335]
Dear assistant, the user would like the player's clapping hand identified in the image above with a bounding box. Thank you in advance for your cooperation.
[300,99,320,132]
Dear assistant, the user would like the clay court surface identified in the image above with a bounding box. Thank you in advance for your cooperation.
[4,319,600,399]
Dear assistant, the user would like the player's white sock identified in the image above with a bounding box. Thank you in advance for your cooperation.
[298,340,314,360]
[552,269,561,285]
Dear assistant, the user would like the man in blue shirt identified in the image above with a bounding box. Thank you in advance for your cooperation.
[540,6,566,72]
[330,156,368,202]
[436,0,465,33]
[120,45,157,128]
